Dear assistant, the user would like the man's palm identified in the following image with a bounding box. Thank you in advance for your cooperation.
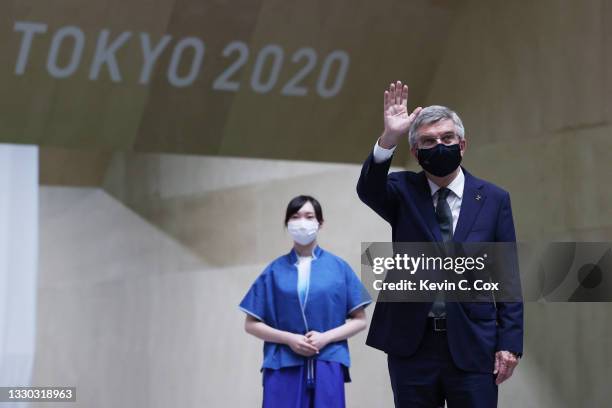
[384,104,411,135]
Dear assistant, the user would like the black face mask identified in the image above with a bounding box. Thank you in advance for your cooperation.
[417,143,462,177]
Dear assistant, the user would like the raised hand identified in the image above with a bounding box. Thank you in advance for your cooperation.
[380,80,422,148]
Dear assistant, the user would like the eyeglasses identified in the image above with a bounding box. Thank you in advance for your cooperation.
[416,133,459,149]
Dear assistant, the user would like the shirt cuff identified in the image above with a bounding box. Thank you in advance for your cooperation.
[372,139,396,163]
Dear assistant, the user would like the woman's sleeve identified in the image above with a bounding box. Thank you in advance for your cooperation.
[239,268,272,324]
[344,261,372,316]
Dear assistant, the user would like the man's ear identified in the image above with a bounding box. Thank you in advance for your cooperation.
[410,146,419,161]
[459,138,467,156]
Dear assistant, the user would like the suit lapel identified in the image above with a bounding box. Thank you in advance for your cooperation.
[453,169,486,242]
[411,172,443,242]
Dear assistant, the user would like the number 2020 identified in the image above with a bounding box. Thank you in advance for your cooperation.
[212,42,350,99]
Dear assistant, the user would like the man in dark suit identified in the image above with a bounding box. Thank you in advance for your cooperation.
[357,81,523,408]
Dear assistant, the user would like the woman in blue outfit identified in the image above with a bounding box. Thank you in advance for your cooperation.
[240,195,372,408]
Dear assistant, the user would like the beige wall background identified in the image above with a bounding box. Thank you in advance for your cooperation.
[33,154,611,407]
[27,0,612,407]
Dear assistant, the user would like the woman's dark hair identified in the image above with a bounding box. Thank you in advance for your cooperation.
[284,195,324,226]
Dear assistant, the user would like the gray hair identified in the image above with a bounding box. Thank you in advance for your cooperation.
[408,105,465,147]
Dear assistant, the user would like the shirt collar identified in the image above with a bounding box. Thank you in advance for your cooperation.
[288,245,322,265]
[427,167,465,199]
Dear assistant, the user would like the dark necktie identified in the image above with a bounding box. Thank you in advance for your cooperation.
[430,187,453,316]
[436,187,453,242]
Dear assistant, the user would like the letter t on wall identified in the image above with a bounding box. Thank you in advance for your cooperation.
[14,21,48,75]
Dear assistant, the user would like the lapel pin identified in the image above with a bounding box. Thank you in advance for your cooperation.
[475,194,482,201]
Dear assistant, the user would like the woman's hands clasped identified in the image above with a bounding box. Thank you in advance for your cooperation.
[286,333,320,357]
[285,331,332,357]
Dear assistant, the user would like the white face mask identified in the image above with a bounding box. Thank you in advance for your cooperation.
[287,219,319,245]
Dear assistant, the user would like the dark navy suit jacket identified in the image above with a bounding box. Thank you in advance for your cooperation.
[357,151,523,373]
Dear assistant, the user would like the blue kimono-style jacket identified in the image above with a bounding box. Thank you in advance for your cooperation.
[239,246,371,371]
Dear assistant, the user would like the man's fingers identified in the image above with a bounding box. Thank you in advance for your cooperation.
[495,362,508,384]
[395,81,402,105]
[384,81,415,112]
[410,106,423,118]
[507,364,517,380]
[393,81,399,104]
[408,107,421,122]
[493,354,500,374]
[496,370,509,385]
[401,85,409,107]
[495,374,505,385]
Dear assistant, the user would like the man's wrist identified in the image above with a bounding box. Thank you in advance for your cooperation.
[378,131,399,149]
[496,349,522,358]
[372,138,396,163]
[500,350,522,359]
